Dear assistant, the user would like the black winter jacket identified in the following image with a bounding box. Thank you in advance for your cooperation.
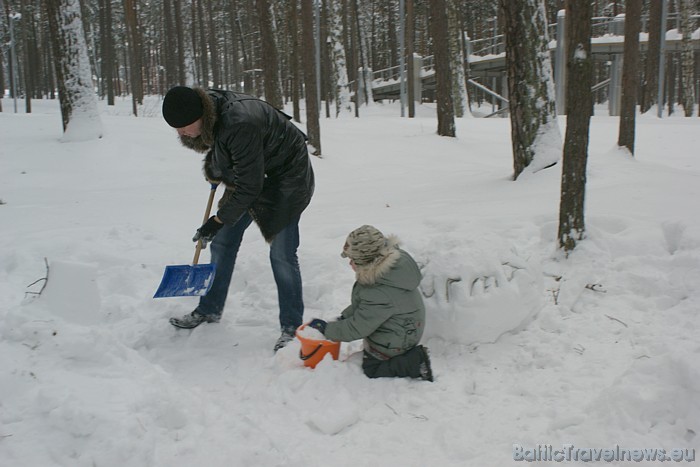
[204,90,315,241]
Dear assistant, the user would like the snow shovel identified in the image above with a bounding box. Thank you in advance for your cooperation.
[153,184,218,298]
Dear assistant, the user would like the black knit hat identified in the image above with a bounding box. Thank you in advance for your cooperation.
[162,86,204,128]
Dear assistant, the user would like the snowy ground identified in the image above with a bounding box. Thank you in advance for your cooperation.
[1,97,699,467]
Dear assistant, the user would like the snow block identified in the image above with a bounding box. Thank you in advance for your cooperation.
[40,260,101,325]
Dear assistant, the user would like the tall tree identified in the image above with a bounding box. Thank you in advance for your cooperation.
[354,0,373,105]
[640,0,662,114]
[679,0,695,117]
[195,0,209,86]
[288,0,301,121]
[46,0,103,140]
[447,0,467,117]
[99,0,115,105]
[430,0,455,136]
[256,0,283,108]
[162,0,177,89]
[328,0,352,116]
[617,0,641,154]
[406,0,415,117]
[21,0,35,113]
[205,0,221,88]
[558,0,592,253]
[500,0,560,179]
[301,0,321,155]
[124,0,144,112]
[173,0,186,84]
[0,2,8,111]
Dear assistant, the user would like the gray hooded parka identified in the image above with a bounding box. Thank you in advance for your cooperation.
[324,239,426,360]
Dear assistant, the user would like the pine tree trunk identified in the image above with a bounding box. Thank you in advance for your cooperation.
[100,0,115,105]
[124,0,144,109]
[256,0,283,108]
[21,0,34,113]
[447,0,467,118]
[617,0,641,154]
[46,0,103,139]
[205,0,221,88]
[163,0,177,89]
[0,31,4,111]
[173,0,186,84]
[288,0,301,122]
[558,0,592,253]
[348,0,360,115]
[430,0,455,137]
[328,0,352,116]
[301,0,321,155]
[354,0,373,105]
[500,0,559,179]
[679,0,695,117]
[406,0,415,118]
[640,0,661,113]
[195,0,209,86]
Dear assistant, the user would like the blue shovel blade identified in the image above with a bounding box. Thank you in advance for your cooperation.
[153,263,216,298]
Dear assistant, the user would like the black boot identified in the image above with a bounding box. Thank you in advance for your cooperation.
[417,345,434,382]
[170,310,220,329]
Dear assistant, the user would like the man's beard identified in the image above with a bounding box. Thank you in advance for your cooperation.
[179,134,211,153]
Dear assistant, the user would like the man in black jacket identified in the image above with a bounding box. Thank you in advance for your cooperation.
[162,86,315,352]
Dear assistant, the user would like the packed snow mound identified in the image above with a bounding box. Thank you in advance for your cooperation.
[591,353,700,435]
[38,260,101,325]
[415,241,544,345]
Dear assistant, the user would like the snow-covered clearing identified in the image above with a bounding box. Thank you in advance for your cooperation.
[1,97,698,466]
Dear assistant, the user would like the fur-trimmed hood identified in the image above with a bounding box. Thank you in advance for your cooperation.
[178,88,217,154]
[354,236,421,288]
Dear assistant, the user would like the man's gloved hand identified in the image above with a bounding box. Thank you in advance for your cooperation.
[308,319,327,335]
[193,216,224,248]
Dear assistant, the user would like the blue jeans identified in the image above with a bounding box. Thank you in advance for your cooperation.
[197,212,304,331]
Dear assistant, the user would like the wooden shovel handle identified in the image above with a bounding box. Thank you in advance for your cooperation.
[192,184,218,265]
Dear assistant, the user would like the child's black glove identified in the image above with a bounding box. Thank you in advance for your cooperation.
[308,319,327,334]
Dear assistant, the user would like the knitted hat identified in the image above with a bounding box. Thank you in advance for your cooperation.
[162,86,204,128]
[341,225,389,266]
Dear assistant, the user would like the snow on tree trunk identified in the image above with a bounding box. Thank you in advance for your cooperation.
[46,0,103,141]
[679,0,696,117]
[447,0,468,118]
[558,0,593,253]
[500,0,561,180]
[355,0,373,106]
[328,0,352,116]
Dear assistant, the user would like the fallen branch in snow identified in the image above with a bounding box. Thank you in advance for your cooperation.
[605,314,628,328]
[585,283,606,293]
[385,403,399,416]
[409,413,429,421]
[543,273,563,305]
[25,258,50,299]
[502,261,524,281]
